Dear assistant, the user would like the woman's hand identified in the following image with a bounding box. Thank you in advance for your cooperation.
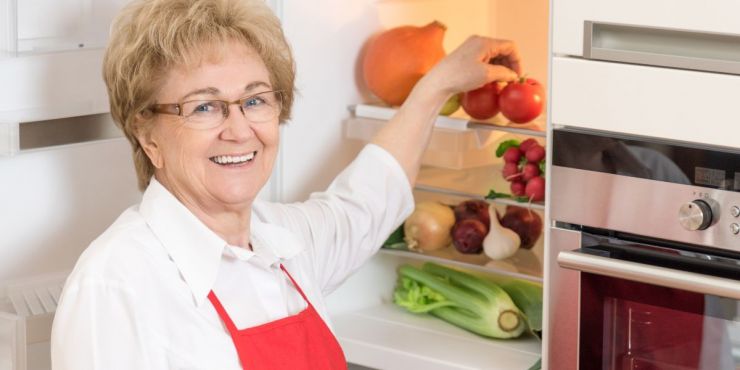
[417,36,522,98]
[371,37,521,184]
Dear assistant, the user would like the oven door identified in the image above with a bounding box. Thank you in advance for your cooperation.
[557,231,740,370]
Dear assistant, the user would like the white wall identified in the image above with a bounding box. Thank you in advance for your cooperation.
[0,138,141,286]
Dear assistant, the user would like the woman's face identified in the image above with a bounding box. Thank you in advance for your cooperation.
[138,41,279,214]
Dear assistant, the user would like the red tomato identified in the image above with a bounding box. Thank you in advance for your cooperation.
[499,78,545,123]
[461,82,500,120]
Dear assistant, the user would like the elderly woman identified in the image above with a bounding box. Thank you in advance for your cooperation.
[50,0,520,369]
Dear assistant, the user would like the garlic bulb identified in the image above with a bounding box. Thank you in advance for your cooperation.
[483,204,521,260]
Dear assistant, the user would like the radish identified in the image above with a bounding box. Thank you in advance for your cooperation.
[502,162,520,181]
[525,176,545,202]
[503,147,521,163]
[519,138,539,153]
[521,163,540,181]
[511,181,526,196]
[525,145,545,163]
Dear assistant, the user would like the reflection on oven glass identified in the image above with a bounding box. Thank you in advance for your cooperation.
[603,297,740,370]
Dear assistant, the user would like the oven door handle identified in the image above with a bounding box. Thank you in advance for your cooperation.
[557,250,740,299]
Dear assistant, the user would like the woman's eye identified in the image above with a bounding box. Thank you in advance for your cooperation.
[191,102,219,114]
[243,97,265,108]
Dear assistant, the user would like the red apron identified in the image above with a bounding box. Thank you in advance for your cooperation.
[207,265,347,370]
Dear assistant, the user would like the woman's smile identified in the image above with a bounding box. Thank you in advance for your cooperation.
[209,151,258,166]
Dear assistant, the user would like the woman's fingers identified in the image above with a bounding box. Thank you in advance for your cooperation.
[486,64,518,83]
[419,36,521,95]
[478,37,522,76]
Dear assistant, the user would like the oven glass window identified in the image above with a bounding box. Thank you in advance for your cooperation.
[581,273,740,370]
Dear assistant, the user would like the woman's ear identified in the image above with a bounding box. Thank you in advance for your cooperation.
[134,114,164,169]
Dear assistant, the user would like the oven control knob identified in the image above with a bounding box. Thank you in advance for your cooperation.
[679,199,713,231]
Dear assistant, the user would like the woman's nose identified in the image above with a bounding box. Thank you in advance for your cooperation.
[219,104,255,141]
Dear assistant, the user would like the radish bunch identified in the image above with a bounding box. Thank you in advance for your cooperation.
[498,138,546,202]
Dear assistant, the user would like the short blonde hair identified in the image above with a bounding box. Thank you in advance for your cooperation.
[103,0,295,191]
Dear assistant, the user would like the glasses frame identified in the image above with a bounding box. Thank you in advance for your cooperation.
[146,90,283,128]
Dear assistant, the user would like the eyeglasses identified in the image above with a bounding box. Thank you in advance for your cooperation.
[147,90,283,130]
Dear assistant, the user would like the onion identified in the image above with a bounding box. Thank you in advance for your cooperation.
[404,201,455,252]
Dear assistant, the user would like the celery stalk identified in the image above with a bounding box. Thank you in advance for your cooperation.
[394,264,525,339]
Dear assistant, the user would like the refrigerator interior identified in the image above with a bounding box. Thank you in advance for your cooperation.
[0,0,550,369]
[301,0,551,369]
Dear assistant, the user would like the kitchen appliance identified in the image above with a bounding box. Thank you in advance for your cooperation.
[547,127,740,369]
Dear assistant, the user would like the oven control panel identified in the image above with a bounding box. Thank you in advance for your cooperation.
[679,199,713,231]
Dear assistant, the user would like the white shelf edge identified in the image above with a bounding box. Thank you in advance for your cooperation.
[378,249,543,284]
[333,303,541,370]
[414,184,546,211]
[349,104,547,137]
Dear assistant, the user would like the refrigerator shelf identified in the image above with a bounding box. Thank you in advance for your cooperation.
[345,106,546,170]
[415,163,547,208]
[349,104,546,136]
[414,183,545,211]
[332,303,541,370]
[379,246,543,283]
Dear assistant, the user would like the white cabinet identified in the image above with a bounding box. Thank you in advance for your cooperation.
[552,0,740,57]
[551,56,740,148]
[0,0,128,156]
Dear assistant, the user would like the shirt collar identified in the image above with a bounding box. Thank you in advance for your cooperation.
[138,179,304,306]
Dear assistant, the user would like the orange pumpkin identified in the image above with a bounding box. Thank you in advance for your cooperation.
[362,21,447,106]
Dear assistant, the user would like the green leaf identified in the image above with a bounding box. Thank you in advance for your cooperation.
[486,189,530,203]
[538,160,546,176]
[383,242,408,251]
[518,156,528,168]
[495,140,520,158]
[485,189,512,199]
[383,224,405,246]
[528,358,542,370]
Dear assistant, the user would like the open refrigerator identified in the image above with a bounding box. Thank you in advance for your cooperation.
[0,0,551,369]
[281,1,551,369]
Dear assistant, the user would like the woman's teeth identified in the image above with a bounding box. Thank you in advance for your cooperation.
[210,152,256,165]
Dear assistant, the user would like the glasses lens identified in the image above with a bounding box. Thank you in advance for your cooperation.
[179,91,283,129]
[181,100,227,129]
[240,91,283,124]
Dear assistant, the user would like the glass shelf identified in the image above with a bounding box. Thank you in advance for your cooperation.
[415,164,546,210]
[390,189,545,282]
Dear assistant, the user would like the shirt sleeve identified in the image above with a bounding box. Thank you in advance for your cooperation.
[51,279,153,370]
[260,144,414,295]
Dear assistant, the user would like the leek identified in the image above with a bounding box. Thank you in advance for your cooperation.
[394,263,526,339]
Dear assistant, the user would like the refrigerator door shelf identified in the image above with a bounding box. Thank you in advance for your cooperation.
[0,272,66,370]
[0,0,127,58]
[332,303,541,370]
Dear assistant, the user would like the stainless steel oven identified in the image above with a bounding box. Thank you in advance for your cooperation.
[546,128,740,370]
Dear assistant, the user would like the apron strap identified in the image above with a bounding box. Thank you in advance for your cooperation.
[279,264,311,305]
[207,291,240,334]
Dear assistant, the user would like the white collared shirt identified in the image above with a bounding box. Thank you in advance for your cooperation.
[50,144,413,370]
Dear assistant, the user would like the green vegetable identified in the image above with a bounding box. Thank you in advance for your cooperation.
[538,160,546,176]
[484,274,543,339]
[528,358,542,370]
[382,225,405,247]
[495,139,520,158]
[394,263,526,339]
[485,189,529,203]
